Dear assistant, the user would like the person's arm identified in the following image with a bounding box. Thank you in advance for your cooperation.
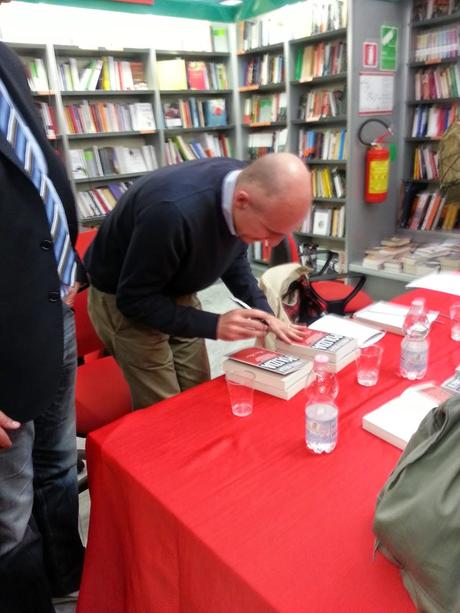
[0,411,20,449]
[222,247,307,343]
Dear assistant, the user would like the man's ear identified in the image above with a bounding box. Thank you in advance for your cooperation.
[234,189,250,210]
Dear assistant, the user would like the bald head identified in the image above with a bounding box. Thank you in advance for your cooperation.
[233,153,311,245]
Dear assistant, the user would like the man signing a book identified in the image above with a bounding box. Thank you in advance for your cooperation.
[84,153,311,409]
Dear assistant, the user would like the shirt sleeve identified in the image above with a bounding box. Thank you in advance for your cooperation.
[115,202,219,339]
[221,246,273,314]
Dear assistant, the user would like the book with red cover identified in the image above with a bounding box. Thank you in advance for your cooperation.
[223,347,312,400]
[186,61,208,90]
[227,347,306,376]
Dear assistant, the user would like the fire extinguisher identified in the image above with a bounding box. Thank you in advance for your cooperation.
[358,119,393,204]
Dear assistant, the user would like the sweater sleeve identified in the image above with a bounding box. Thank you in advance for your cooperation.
[221,246,273,314]
[116,203,219,339]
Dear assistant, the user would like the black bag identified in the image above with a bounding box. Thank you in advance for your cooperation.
[281,251,367,325]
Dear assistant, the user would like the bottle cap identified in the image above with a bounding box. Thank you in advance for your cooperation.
[314,354,329,365]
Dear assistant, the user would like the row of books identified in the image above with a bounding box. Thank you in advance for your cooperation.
[242,92,287,125]
[412,0,460,21]
[69,144,158,179]
[297,87,346,121]
[399,184,460,231]
[34,102,57,139]
[414,65,460,100]
[413,26,459,62]
[162,98,227,129]
[410,103,457,138]
[299,128,348,161]
[247,129,287,160]
[301,205,345,237]
[294,40,346,82]
[412,144,440,180]
[156,58,228,91]
[63,101,156,135]
[362,237,460,274]
[57,57,147,92]
[23,56,49,92]
[163,133,232,165]
[290,0,347,40]
[237,0,347,53]
[241,54,285,88]
[311,167,346,198]
[237,17,284,52]
[77,181,131,220]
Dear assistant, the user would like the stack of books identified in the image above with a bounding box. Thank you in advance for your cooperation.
[222,347,312,400]
[276,329,358,373]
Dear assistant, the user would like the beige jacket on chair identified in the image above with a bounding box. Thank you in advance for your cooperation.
[258,262,311,350]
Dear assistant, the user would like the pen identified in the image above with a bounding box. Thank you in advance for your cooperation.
[231,296,252,310]
[231,296,270,326]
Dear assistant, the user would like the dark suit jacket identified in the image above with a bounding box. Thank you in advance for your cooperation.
[0,43,81,422]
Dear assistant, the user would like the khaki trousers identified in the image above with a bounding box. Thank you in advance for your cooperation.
[87,286,210,409]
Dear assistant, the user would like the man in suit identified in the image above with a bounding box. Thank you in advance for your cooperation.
[0,41,85,612]
[85,153,311,409]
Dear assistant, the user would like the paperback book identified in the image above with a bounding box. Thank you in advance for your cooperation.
[362,384,453,450]
[222,347,312,400]
[275,329,357,363]
[353,301,439,336]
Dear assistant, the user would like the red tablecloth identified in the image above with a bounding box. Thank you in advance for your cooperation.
[77,289,460,613]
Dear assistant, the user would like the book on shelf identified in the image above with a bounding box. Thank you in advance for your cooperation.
[411,103,457,138]
[157,58,187,90]
[412,144,439,180]
[247,128,287,159]
[34,102,57,139]
[186,61,209,90]
[242,53,285,87]
[129,102,156,131]
[163,102,182,128]
[203,98,227,127]
[362,383,453,450]
[299,128,348,161]
[298,87,346,121]
[222,346,312,400]
[414,65,460,101]
[353,301,439,336]
[289,0,347,39]
[211,25,229,52]
[23,57,50,92]
[276,328,357,363]
[311,208,332,235]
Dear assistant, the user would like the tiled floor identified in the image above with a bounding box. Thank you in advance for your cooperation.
[78,279,256,546]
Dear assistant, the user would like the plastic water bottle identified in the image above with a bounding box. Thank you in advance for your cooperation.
[400,298,430,381]
[305,354,339,454]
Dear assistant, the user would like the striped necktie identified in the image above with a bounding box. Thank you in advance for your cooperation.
[0,87,76,296]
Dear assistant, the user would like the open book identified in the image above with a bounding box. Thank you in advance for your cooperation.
[362,383,452,449]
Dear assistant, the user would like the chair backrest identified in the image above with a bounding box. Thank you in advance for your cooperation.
[269,235,300,267]
[74,288,105,359]
[75,228,97,259]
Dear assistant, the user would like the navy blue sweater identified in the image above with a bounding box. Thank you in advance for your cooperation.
[84,158,272,339]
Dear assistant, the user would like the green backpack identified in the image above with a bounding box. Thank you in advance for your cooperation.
[373,395,460,613]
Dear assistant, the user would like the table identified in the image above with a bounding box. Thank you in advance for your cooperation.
[77,289,460,613]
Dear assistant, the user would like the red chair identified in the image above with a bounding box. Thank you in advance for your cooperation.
[74,230,132,491]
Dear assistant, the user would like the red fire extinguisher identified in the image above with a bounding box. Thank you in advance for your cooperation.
[358,119,392,204]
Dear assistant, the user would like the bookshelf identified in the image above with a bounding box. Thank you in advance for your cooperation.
[155,49,235,165]
[236,40,288,168]
[399,2,460,237]
[289,22,348,257]
[51,45,160,226]
[10,43,58,143]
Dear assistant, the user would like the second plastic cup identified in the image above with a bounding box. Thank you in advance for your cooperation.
[356,345,383,387]
[225,370,255,417]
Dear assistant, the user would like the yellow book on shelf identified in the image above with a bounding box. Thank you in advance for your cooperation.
[157,59,187,91]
